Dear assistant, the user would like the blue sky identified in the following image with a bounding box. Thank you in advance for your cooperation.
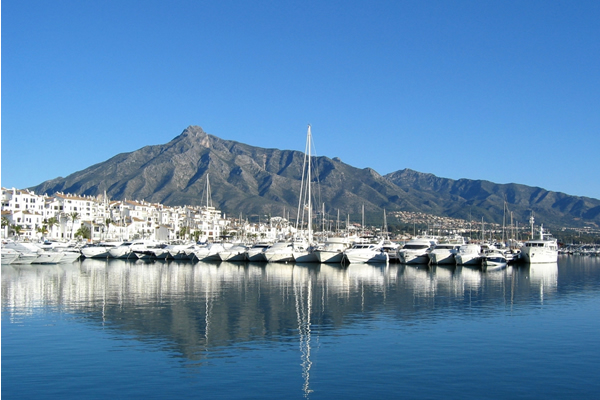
[2,0,599,199]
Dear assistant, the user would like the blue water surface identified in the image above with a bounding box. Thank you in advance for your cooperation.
[3,257,600,399]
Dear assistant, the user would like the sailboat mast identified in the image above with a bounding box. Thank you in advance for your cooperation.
[205,173,212,208]
[362,204,365,237]
[307,125,312,243]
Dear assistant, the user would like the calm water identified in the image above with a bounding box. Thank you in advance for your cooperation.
[3,256,600,399]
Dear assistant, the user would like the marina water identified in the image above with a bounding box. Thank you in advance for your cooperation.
[3,256,600,399]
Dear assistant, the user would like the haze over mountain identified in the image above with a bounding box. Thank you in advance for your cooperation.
[30,126,600,228]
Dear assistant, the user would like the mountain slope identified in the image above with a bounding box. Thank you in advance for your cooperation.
[30,126,600,228]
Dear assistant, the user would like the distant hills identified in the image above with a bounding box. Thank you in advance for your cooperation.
[30,126,600,228]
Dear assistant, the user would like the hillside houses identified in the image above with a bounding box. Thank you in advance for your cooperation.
[1,187,231,243]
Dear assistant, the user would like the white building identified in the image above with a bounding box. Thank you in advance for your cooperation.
[1,187,292,244]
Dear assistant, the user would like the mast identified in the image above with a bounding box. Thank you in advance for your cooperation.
[205,173,212,208]
[502,199,506,244]
[529,212,535,239]
[295,125,313,243]
[383,208,388,240]
[322,202,325,238]
[308,125,312,243]
[361,204,365,237]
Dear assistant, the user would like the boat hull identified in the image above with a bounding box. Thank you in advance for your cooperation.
[343,251,389,264]
[520,248,558,264]
[314,250,344,264]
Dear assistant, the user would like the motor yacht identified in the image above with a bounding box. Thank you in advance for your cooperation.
[245,242,272,262]
[520,223,558,264]
[454,243,483,266]
[218,243,248,261]
[192,242,229,262]
[481,249,507,271]
[428,239,463,265]
[81,242,121,258]
[314,236,352,263]
[108,242,135,259]
[1,248,19,264]
[342,240,389,264]
[263,240,295,263]
[397,237,436,264]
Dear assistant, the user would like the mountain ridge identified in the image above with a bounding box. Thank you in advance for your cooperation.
[30,125,600,228]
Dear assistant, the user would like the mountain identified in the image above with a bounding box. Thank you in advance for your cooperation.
[30,126,600,228]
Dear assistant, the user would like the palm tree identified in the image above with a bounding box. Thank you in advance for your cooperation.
[179,226,189,240]
[10,224,23,239]
[37,225,49,239]
[69,212,79,239]
[46,217,59,238]
[1,216,10,238]
[75,226,91,240]
[192,230,202,242]
[104,218,113,240]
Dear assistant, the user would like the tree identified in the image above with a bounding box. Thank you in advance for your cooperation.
[179,226,190,240]
[10,224,23,238]
[46,217,59,237]
[1,216,10,238]
[75,226,91,240]
[192,230,202,242]
[103,218,113,239]
[37,225,49,238]
[69,212,80,239]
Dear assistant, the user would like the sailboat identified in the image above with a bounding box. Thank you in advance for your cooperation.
[293,125,319,263]
[381,209,399,262]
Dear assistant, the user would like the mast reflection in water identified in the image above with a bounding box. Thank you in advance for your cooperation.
[3,257,600,399]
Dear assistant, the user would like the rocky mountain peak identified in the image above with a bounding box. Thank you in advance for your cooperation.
[175,125,211,148]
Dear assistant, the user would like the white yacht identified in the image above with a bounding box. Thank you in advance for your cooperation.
[167,243,198,260]
[218,244,248,262]
[39,241,82,263]
[108,242,135,259]
[520,223,558,264]
[14,242,65,264]
[2,241,38,264]
[1,248,20,264]
[54,248,82,263]
[454,243,482,266]
[245,242,272,262]
[128,240,165,260]
[292,236,320,263]
[382,240,401,263]
[481,249,507,271]
[192,242,229,262]
[263,240,295,263]
[342,240,389,264]
[314,236,353,263]
[428,239,463,265]
[81,242,120,258]
[397,237,435,264]
[34,250,65,264]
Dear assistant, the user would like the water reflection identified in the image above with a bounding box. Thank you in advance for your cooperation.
[0,259,592,362]
[1,260,569,320]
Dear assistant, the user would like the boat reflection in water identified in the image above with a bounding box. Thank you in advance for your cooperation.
[1,256,593,399]
[2,258,553,329]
